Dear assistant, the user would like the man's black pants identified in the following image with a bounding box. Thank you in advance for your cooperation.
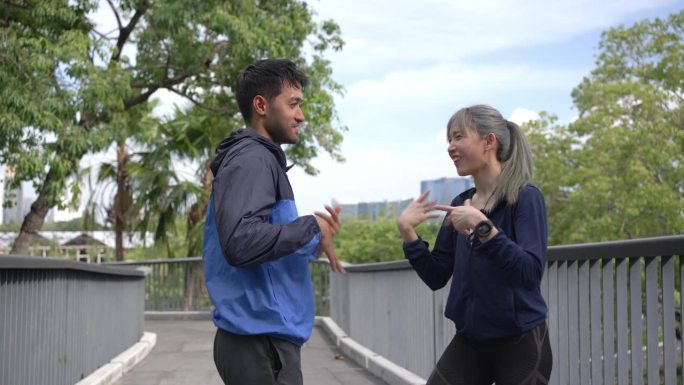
[213,328,303,385]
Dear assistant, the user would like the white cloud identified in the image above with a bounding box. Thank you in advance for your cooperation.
[150,89,192,118]
[509,108,540,125]
[344,63,583,106]
[313,0,675,76]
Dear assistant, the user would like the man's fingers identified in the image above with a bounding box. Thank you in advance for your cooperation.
[316,212,339,234]
[324,205,341,226]
[335,259,346,274]
[325,247,345,273]
[463,199,471,207]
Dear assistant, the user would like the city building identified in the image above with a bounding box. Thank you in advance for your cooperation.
[337,199,412,221]
[420,177,473,205]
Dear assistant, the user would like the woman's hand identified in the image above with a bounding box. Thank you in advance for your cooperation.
[397,191,439,242]
[434,199,487,236]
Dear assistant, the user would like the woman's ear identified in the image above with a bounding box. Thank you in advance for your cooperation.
[486,132,497,150]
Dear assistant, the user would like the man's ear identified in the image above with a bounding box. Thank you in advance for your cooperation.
[252,95,268,117]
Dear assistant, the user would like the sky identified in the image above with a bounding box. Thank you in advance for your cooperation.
[4,0,682,223]
[284,0,683,216]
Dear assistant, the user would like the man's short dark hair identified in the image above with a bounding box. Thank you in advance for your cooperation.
[235,59,309,123]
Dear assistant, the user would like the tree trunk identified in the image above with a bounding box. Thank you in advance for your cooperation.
[113,143,130,261]
[10,170,58,255]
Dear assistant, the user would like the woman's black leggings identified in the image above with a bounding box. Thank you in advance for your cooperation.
[427,323,552,385]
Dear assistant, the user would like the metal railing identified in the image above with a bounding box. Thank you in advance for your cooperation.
[99,235,684,384]
[0,255,145,385]
[106,258,332,315]
[329,235,684,384]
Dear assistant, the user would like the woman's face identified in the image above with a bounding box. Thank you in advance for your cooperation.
[447,124,488,177]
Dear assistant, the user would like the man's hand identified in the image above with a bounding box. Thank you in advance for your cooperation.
[314,205,345,273]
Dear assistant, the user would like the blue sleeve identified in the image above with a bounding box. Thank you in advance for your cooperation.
[402,219,455,291]
[212,152,320,267]
[476,186,548,288]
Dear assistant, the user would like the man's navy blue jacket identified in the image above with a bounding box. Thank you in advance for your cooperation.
[203,129,321,346]
[403,185,548,341]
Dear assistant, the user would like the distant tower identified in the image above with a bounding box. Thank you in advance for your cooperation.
[420,177,474,205]
[336,199,412,221]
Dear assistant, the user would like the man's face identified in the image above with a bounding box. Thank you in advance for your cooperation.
[263,84,305,144]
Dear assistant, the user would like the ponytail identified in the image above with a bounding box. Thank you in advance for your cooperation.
[496,120,533,205]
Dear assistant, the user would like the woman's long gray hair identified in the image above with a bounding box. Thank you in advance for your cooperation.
[447,104,533,205]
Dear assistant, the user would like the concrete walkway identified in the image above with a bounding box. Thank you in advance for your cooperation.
[114,319,387,385]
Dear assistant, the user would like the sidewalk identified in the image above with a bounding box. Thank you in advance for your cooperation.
[114,319,387,385]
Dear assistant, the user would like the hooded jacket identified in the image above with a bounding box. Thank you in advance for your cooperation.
[403,185,548,341]
[203,128,321,346]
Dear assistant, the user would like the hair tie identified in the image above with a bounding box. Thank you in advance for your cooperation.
[503,120,515,161]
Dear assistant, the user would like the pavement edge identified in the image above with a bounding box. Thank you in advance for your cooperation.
[315,316,427,385]
[74,332,157,385]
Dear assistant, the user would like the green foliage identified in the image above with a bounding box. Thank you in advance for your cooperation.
[524,10,684,244]
[0,214,105,232]
[523,113,581,245]
[0,223,20,232]
[41,216,106,231]
[568,11,684,241]
[125,243,170,261]
[333,216,441,264]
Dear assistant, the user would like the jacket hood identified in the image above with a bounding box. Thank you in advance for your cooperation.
[210,128,287,176]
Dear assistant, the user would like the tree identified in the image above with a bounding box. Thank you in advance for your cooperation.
[523,113,581,245]
[0,0,345,255]
[567,10,683,241]
[524,11,684,244]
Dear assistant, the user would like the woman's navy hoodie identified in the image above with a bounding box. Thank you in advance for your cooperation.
[403,185,548,341]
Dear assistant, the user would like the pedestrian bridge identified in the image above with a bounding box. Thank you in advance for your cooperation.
[114,317,389,385]
[1,235,683,385]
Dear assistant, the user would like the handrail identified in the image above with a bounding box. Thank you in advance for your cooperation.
[0,255,144,276]
[548,234,683,261]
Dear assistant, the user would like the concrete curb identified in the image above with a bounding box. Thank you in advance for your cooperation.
[315,316,426,385]
[75,332,157,385]
[145,311,212,320]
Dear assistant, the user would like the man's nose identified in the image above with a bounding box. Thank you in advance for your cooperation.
[295,107,305,122]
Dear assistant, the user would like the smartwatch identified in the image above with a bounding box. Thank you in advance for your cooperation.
[474,219,494,238]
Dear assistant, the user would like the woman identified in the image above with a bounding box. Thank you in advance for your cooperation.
[397,105,552,385]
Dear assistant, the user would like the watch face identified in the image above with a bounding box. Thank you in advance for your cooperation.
[476,221,493,237]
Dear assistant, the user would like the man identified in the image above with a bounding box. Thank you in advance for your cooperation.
[203,58,345,385]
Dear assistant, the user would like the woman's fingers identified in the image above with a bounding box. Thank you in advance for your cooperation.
[433,204,454,212]
[416,190,431,203]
